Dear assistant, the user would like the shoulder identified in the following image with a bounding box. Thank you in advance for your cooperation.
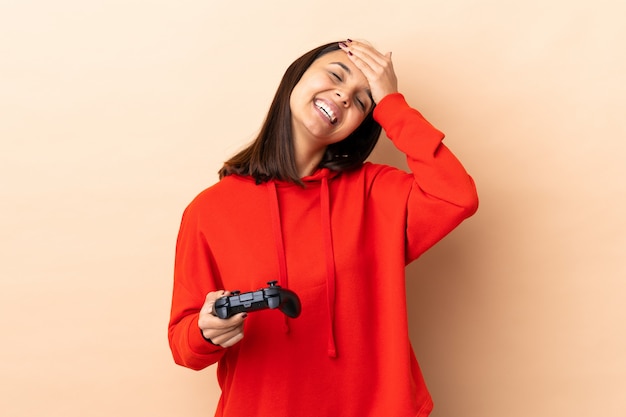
[184,175,255,209]
[360,161,410,180]
[184,174,275,219]
[336,162,412,192]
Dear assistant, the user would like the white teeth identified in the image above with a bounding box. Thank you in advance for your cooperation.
[315,100,337,124]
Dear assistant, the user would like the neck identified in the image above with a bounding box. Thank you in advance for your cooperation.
[296,152,323,177]
[294,139,326,178]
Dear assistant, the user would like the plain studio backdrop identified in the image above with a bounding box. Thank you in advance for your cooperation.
[1,1,624,416]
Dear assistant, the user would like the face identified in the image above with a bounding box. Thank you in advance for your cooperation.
[289,50,374,150]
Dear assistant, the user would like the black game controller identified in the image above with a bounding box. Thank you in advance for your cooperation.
[213,281,301,319]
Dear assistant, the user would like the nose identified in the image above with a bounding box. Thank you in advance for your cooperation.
[335,90,351,107]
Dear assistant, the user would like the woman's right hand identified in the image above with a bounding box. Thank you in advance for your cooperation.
[198,290,247,348]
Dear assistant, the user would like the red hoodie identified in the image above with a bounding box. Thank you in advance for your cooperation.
[168,93,478,416]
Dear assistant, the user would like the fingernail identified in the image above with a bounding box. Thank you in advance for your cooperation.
[348,50,353,56]
[339,41,348,48]
[242,313,248,319]
[347,39,353,43]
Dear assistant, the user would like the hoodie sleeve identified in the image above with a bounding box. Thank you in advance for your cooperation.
[168,200,226,370]
[372,93,479,263]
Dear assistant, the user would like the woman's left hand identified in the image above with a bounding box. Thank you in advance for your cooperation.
[339,40,398,104]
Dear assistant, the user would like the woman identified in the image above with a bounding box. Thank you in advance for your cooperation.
[168,39,478,417]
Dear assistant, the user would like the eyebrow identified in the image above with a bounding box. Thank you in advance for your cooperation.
[329,62,374,107]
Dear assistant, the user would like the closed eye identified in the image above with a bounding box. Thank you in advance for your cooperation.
[328,63,372,111]
[355,97,366,111]
[354,92,373,112]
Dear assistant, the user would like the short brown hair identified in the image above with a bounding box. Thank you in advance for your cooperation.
[219,42,382,185]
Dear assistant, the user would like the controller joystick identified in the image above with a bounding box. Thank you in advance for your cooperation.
[214,281,301,319]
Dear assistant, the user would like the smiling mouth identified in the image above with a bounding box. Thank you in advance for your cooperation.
[315,99,338,124]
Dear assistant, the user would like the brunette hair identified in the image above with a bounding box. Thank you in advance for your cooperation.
[218,42,382,184]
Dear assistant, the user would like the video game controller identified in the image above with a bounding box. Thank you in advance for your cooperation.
[213,281,302,319]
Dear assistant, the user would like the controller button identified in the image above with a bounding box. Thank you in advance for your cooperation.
[240,293,254,302]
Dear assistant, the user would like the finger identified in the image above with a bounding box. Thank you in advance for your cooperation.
[339,41,398,103]
[339,42,391,82]
[338,42,373,75]
[344,39,386,57]
[342,40,389,68]
[222,311,248,326]
[199,310,246,333]
[212,329,244,348]
[352,49,393,77]
[199,290,230,316]
[202,318,245,346]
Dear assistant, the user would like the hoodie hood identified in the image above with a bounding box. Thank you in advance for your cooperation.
[266,168,339,358]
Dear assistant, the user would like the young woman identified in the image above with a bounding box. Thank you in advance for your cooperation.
[168,39,478,417]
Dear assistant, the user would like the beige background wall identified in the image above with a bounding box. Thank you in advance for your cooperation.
[1,1,624,416]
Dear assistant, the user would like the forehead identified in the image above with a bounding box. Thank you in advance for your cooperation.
[312,50,368,83]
